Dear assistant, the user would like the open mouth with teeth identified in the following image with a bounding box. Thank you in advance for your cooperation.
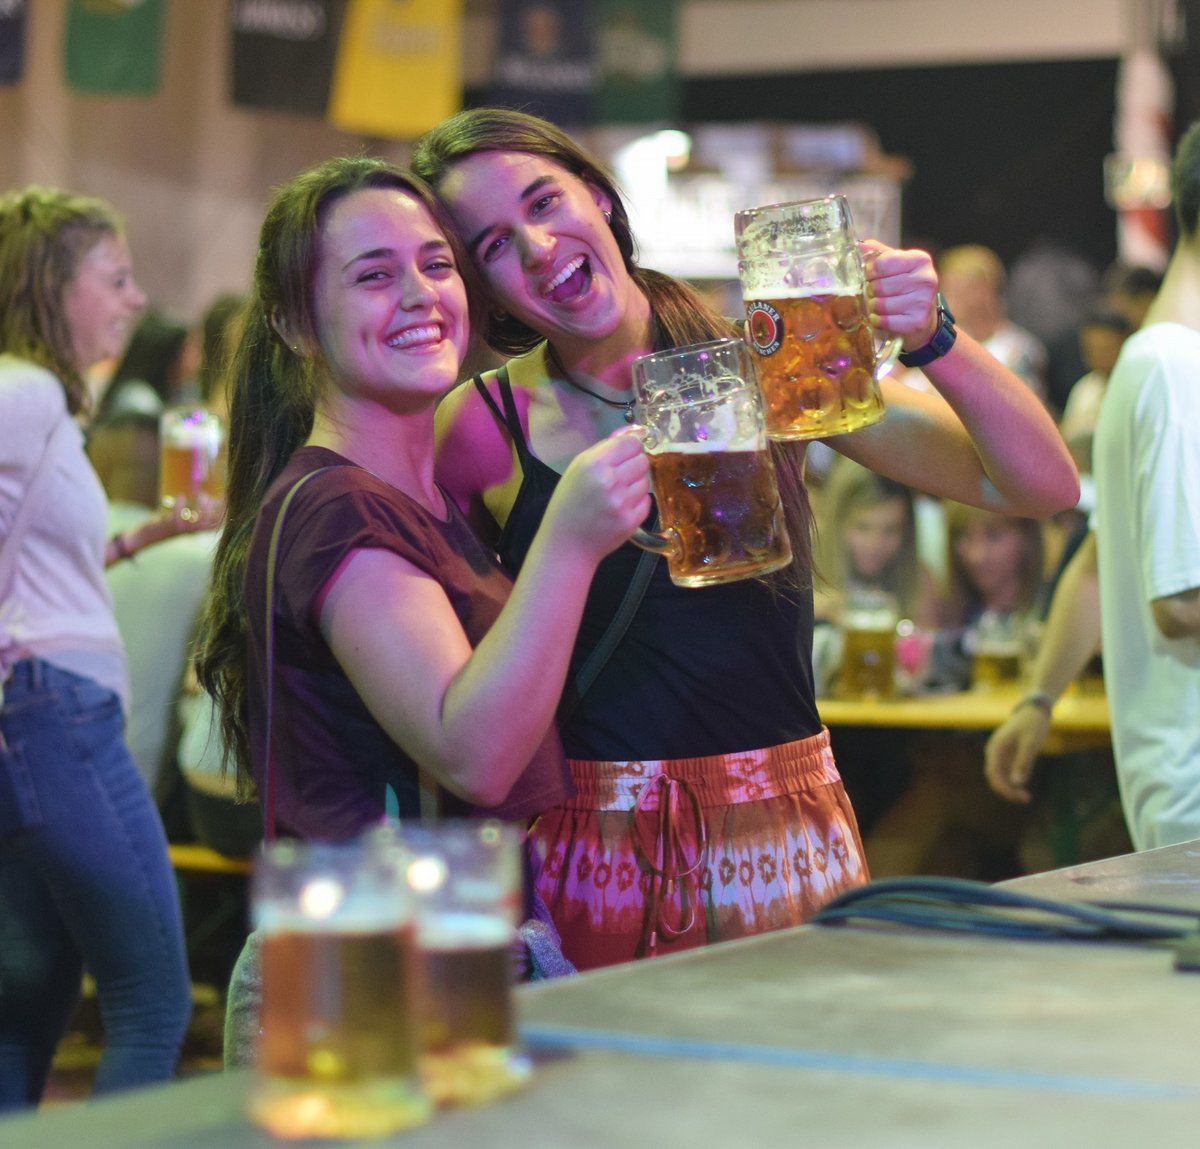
[542,255,591,303]
[386,323,444,350]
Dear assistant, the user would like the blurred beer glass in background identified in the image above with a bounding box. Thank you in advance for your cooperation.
[630,338,792,587]
[398,820,531,1107]
[159,404,224,517]
[735,195,898,440]
[249,838,430,1140]
[836,587,899,700]
[970,610,1027,691]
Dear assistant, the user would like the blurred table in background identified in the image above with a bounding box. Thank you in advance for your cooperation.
[819,686,1110,754]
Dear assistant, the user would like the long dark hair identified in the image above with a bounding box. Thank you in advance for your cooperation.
[411,107,813,582]
[0,186,125,416]
[194,156,482,795]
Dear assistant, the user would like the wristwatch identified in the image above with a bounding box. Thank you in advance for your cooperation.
[898,292,957,369]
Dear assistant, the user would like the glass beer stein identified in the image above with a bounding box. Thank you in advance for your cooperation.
[630,338,793,588]
[249,839,431,1140]
[835,587,899,700]
[159,404,225,516]
[735,195,899,440]
[395,821,531,1107]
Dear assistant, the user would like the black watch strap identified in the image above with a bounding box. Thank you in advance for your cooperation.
[899,292,957,369]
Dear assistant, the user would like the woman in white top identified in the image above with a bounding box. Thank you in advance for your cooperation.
[0,187,195,1109]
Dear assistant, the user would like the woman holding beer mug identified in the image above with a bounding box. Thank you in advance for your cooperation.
[0,187,193,1108]
[195,156,648,845]
[411,108,1078,970]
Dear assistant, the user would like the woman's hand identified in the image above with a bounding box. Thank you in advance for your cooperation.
[543,427,652,562]
[861,239,939,350]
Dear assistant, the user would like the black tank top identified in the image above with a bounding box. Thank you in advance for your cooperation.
[474,367,821,761]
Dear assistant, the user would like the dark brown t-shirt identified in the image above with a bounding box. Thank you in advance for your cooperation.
[244,446,572,841]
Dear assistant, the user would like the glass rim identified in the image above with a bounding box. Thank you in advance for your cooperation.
[734,193,849,222]
[632,336,746,373]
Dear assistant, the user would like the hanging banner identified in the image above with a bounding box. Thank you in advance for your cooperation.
[64,0,163,96]
[230,0,346,116]
[489,0,595,128]
[328,0,462,140]
[597,0,678,125]
[0,0,25,87]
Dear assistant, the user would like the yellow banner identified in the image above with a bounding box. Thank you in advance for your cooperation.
[328,0,462,140]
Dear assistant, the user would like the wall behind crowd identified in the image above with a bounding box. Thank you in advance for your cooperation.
[0,0,1165,321]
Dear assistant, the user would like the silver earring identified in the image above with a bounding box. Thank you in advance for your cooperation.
[603,209,612,223]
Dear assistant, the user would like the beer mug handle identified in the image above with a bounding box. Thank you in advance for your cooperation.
[629,525,681,561]
[875,334,902,380]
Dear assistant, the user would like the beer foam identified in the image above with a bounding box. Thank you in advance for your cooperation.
[419,912,512,949]
[743,286,855,302]
[655,437,763,454]
[256,902,409,934]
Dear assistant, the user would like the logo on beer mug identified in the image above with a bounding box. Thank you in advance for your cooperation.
[735,195,898,441]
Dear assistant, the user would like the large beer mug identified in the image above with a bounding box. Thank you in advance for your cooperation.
[397,820,531,1107]
[735,195,899,440]
[249,838,431,1140]
[630,338,792,588]
[159,404,225,516]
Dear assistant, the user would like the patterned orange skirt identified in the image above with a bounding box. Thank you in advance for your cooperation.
[529,729,868,971]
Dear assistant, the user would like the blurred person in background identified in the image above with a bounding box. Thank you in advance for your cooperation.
[986,121,1200,852]
[938,244,1048,402]
[0,186,196,1110]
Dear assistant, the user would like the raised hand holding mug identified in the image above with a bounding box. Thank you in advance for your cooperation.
[629,338,792,588]
[735,195,899,440]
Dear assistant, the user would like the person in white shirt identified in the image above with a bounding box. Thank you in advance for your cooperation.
[985,120,1200,851]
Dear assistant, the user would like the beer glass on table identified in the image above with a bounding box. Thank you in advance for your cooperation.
[735,195,899,440]
[399,820,531,1107]
[970,610,1026,691]
[159,405,224,518]
[249,838,430,1140]
[630,338,793,587]
[835,588,899,700]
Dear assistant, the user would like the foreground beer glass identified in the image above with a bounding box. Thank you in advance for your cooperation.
[400,820,531,1106]
[630,338,793,587]
[735,195,899,440]
[249,839,430,1140]
[159,405,224,516]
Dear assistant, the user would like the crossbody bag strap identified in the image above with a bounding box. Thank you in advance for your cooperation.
[262,464,444,838]
[262,465,341,842]
[557,537,658,728]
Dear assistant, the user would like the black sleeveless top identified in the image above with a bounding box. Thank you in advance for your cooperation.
[473,365,822,761]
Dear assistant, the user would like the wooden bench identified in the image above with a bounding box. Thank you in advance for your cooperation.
[167,843,252,987]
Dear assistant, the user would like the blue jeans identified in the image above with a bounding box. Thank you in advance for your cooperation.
[0,659,191,1110]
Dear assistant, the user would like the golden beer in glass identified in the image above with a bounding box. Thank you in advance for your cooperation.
[631,338,792,587]
[400,821,531,1107]
[735,196,897,440]
[250,840,431,1140]
[835,588,899,700]
[159,405,224,514]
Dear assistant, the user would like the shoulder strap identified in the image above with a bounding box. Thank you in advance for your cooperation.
[557,541,658,728]
[261,463,442,839]
[473,365,533,467]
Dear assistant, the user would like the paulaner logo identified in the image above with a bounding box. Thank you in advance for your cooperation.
[746,302,782,356]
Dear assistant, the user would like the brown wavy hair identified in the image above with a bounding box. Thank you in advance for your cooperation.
[0,186,125,416]
[411,106,813,583]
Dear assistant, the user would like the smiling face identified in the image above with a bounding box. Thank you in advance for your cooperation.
[310,187,468,410]
[436,150,640,355]
[842,496,908,582]
[62,231,146,374]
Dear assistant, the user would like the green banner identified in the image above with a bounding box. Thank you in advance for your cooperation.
[597,0,678,124]
[64,0,163,96]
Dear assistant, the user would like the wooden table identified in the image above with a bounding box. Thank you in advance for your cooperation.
[819,686,1110,753]
[6,842,1200,1149]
